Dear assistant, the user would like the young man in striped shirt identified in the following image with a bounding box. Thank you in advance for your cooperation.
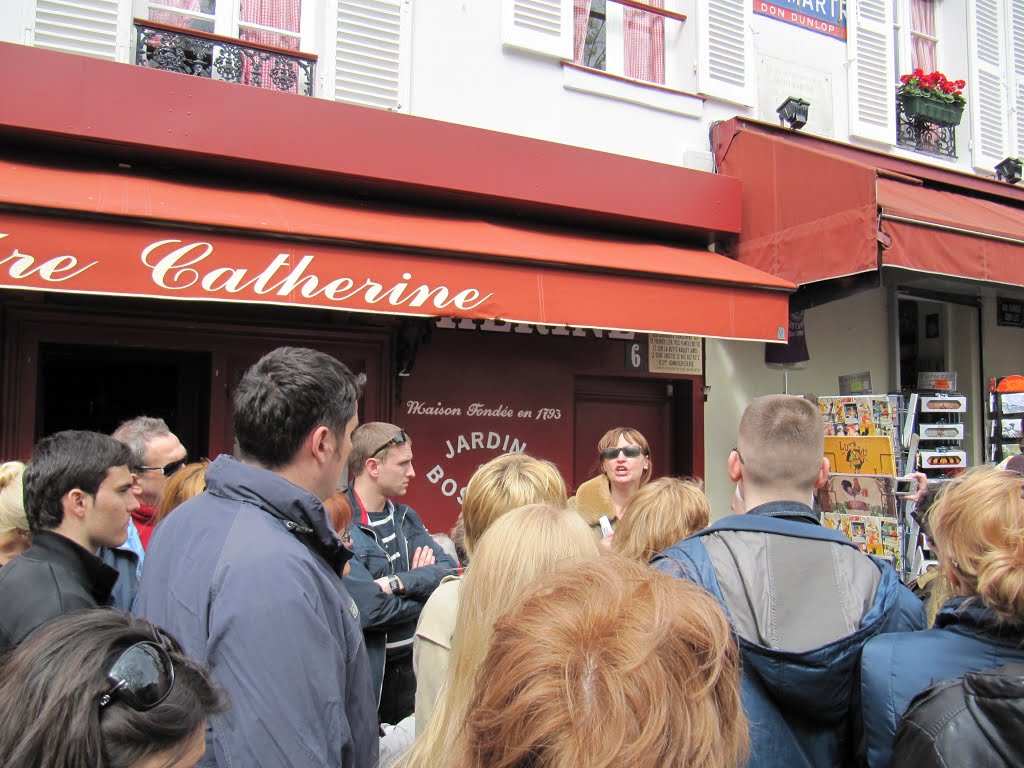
[345,423,457,727]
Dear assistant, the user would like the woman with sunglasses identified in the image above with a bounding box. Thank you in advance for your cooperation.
[0,609,224,768]
[569,427,652,544]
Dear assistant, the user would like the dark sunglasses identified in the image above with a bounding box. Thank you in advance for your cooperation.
[370,429,408,459]
[98,641,175,712]
[601,445,645,460]
[135,457,188,477]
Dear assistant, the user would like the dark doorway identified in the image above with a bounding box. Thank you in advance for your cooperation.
[572,376,686,492]
[36,344,211,458]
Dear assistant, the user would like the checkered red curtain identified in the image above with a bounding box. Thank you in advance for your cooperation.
[910,0,936,72]
[573,0,592,63]
[149,0,202,29]
[238,0,302,91]
[624,0,664,84]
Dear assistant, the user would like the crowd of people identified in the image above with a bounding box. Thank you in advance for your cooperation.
[0,345,1022,767]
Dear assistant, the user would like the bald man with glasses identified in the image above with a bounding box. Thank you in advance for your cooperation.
[345,422,457,727]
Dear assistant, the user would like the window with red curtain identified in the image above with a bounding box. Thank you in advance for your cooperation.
[573,0,665,85]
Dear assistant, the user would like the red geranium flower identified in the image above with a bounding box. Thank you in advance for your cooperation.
[897,68,967,106]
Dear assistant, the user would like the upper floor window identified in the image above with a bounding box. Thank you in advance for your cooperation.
[573,0,666,85]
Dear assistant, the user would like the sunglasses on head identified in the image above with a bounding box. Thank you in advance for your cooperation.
[370,429,408,459]
[135,457,188,477]
[98,640,175,712]
[601,445,645,460]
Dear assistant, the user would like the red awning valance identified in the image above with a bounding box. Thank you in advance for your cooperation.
[713,119,1024,289]
[0,158,793,342]
[878,178,1024,287]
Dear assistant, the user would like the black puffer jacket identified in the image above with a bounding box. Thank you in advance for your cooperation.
[892,662,1024,767]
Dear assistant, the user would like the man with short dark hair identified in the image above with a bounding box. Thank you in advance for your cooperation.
[137,347,378,768]
[0,430,138,652]
[654,395,925,768]
[345,422,457,726]
[101,416,188,610]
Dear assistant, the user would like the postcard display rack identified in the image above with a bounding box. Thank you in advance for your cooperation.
[815,393,967,581]
[901,392,969,580]
[816,396,905,571]
[989,376,1024,463]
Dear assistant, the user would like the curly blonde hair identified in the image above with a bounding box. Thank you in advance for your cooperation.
[929,465,1024,625]
[612,477,710,562]
[457,556,748,768]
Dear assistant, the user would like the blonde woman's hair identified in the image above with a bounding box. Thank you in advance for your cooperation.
[0,461,28,535]
[399,504,599,768]
[929,465,1024,625]
[155,460,210,525]
[461,453,568,557]
[613,477,710,562]
[456,556,748,768]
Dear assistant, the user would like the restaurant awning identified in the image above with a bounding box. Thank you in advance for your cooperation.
[713,119,1024,289]
[0,156,793,342]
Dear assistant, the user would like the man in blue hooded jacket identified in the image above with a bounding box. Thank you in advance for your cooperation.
[137,347,378,768]
[653,395,925,768]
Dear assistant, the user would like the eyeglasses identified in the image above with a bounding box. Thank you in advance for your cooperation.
[601,445,645,460]
[369,429,408,459]
[135,457,188,477]
[98,641,175,712]
[733,448,745,464]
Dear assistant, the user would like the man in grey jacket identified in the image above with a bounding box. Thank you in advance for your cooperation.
[653,395,924,768]
[137,347,378,768]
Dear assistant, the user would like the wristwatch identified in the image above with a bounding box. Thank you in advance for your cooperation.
[388,575,404,595]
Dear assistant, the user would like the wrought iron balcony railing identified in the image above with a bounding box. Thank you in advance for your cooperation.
[895,93,958,159]
[135,19,317,96]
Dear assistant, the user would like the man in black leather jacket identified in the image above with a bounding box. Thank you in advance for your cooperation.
[892,662,1024,766]
[0,431,137,653]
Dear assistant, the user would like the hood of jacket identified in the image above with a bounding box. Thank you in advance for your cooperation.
[205,455,351,574]
[687,510,915,726]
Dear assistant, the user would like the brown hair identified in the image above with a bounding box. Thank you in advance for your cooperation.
[348,422,406,477]
[596,428,652,484]
[323,491,354,535]
[456,556,748,768]
[929,465,1024,625]
[154,460,210,524]
[461,453,568,557]
[612,477,710,562]
[737,395,824,494]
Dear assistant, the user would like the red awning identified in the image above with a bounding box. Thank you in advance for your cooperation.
[0,157,793,341]
[878,178,1024,287]
[713,119,1024,289]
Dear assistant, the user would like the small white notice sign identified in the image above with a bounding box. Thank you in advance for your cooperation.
[648,334,702,375]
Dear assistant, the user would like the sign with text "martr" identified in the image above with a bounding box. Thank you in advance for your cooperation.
[754,0,847,41]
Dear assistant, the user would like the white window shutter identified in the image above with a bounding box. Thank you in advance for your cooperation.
[501,0,572,59]
[968,0,1008,171]
[336,0,410,111]
[32,0,126,61]
[1008,0,1024,158]
[847,0,895,145]
[697,0,752,105]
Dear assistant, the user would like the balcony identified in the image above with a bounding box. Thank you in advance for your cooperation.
[895,93,957,160]
[134,19,316,96]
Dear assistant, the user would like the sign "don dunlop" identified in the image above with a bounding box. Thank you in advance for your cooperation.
[754,0,847,41]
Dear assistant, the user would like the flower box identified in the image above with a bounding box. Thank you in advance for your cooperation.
[901,94,964,126]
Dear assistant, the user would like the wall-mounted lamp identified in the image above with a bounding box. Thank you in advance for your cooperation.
[995,157,1023,184]
[777,97,810,130]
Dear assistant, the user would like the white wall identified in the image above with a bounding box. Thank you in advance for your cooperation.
[702,288,891,518]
